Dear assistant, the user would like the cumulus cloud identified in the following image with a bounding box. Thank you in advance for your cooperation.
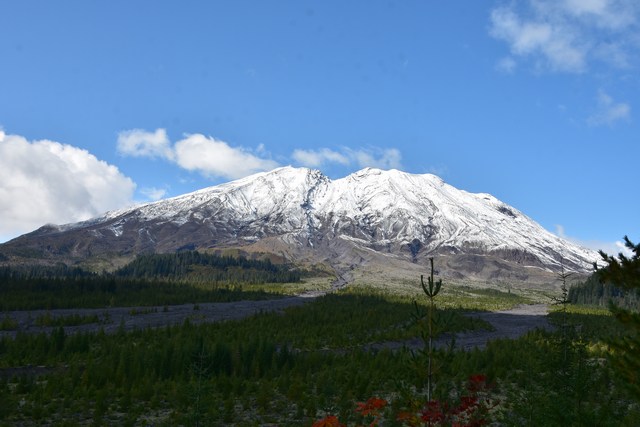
[119,128,404,177]
[140,187,168,201]
[587,90,631,126]
[490,5,586,72]
[292,148,350,168]
[117,128,173,159]
[562,0,637,30]
[0,130,136,242]
[117,128,280,180]
[555,224,633,258]
[293,146,403,170]
[489,0,640,73]
[174,134,279,180]
[348,147,403,169]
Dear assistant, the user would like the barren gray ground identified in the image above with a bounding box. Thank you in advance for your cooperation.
[364,303,553,352]
[0,296,310,339]
[443,303,552,350]
[2,298,551,352]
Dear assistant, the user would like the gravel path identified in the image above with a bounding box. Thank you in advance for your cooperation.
[439,303,552,350]
[364,304,553,353]
[0,268,350,339]
[1,298,552,353]
[0,296,311,339]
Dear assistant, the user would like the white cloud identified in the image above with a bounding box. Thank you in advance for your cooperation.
[117,128,280,180]
[584,240,633,259]
[140,187,168,201]
[562,0,637,30]
[587,90,631,126]
[292,148,350,168]
[612,240,635,258]
[555,224,633,258]
[117,128,403,180]
[489,0,640,73]
[348,147,403,169]
[117,128,173,159]
[292,146,403,170]
[0,131,136,242]
[490,6,586,72]
[174,134,279,180]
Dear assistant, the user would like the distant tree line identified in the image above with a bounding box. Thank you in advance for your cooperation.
[568,273,640,310]
[0,251,300,310]
[114,251,301,284]
[0,251,300,284]
[0,276,276,311]
[0,263,95,280]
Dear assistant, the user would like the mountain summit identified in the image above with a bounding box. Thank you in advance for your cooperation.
[0,167,598,285]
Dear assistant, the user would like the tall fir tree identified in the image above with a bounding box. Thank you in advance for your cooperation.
[595,236,640,399]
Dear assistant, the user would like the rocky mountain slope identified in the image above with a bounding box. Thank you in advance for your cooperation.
[0,167,599,286]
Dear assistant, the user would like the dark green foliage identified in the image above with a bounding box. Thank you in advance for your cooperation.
[0,293,487,425]
[115,251,301,284]
[0,251,638,425]
[0,276,276,310]
[0,251,301,284]
[569,273,640,310]
[0,295,637,426]
[1,295,635,425]
[419,257,443,401]
[0,251,299,310]
[0,263,94,280]
[595,236,640,401]
[491,330,621,426]
[0,316,18,331]
[34,312,101,327]
[420,258,442,299]
[596,236,640,291]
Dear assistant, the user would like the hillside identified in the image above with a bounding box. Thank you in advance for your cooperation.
[0,167,598,288]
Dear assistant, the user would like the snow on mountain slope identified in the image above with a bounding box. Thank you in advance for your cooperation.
[311,167,596,271]
[1,166,599,278]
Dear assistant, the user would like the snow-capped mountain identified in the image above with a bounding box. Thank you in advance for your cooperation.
[0,166,599,284]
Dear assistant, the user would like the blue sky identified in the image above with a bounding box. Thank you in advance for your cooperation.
[0,1,637,255]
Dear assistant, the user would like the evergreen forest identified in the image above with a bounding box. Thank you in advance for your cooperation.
[0,252,298,311]
[0,247,639,426]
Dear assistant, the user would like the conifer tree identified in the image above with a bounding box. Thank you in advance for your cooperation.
[595,236,640,399]
[420,257,442,402]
